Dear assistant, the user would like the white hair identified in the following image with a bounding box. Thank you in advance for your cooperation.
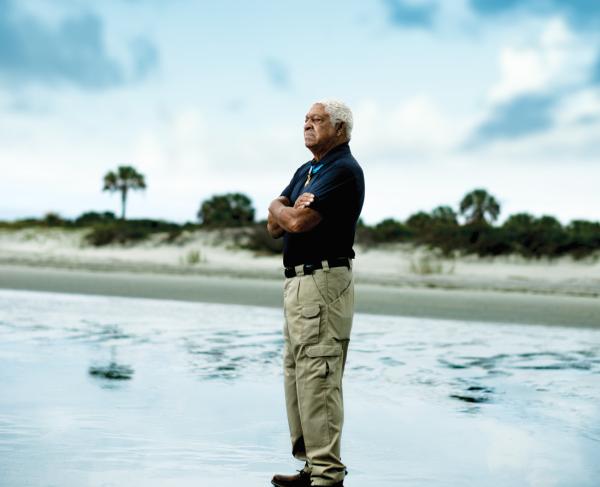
[316,99,353,140]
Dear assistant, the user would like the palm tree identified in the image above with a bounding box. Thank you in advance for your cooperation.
[102,166,146,220]
[459,189,500,225]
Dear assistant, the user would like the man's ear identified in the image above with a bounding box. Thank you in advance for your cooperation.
[336,121,345,136]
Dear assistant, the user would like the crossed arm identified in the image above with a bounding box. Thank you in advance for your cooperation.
[267,193,323,238]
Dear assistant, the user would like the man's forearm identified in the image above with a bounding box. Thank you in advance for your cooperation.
[266,197,290,238]
[269,199,295,232]
[267,212,285,238]
[269,198,322,234]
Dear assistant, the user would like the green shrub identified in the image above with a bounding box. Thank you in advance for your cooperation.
[502,213,569,258]
[198,192,255,227]
[562,220,600,258]
[43,212,69,227]
[371,218,411,243]
[85,222,151,246]
[183,248,203,264]
[74,211,116,227]
[405,211,433,233]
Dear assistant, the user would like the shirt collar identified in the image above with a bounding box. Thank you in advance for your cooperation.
[310,142,351,166]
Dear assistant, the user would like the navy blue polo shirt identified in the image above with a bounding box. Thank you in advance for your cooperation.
[280,142,365,268]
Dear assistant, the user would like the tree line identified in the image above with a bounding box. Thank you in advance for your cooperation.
[357,189,600,259]
[2,165,598,258]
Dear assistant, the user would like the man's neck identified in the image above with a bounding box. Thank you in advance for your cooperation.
[311,139,347,162]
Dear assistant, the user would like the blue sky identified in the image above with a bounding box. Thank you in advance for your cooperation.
[1,0,600,224]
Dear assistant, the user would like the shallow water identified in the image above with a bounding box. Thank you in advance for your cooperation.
[0,289,599,487]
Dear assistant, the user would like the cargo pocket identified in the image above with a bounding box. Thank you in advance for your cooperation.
[305,344,342,378]
[301,343,343,447]
[300,304,322,344]
[327,279,354,341]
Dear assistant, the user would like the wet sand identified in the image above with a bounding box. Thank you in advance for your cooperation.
[1,264,599,328]
[3,290,599,486]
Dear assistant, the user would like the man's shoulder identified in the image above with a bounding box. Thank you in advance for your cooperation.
[331,152,363,179]
[291,160,311,179]
[314,154,363,196]
[330,143,360,167]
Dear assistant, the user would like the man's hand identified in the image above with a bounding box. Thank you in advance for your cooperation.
[293,192,315,210]
[267,196,290,238]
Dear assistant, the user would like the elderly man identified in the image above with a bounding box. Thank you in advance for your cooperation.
[267,100,365,487]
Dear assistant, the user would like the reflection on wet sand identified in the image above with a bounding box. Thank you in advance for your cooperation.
[0,289,599,487]
[89,350,134,383]
[183,330,283,380]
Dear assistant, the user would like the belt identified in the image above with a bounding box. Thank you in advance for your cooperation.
[284,257,351,278]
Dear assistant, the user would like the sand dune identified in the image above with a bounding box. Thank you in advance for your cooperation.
[1,228,599,296]
[1,228,599,328]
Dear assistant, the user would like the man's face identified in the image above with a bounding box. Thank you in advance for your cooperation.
[304,103,337,151]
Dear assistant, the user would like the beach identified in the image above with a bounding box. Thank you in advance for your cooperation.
[2,228,600,296]
[1,228,599,328]
[2,288,599,487]
[1,264,600,328]
[2,229,600,487]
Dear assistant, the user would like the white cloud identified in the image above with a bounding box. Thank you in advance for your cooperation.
[489,18,593,103]
[3,8,600,226]
[132,109,209,179]
[471,86,600,163]
[555,89,600,126]
[351,95,471,162]
[479,419,562,487]
[464,16,600,168]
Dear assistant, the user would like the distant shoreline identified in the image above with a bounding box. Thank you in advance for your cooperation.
[2,228,600,300]
[1,252,599,298]
[1,227,600,328]
[1,264,599,329]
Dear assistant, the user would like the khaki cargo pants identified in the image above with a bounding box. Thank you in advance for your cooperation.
[283,262,354,486]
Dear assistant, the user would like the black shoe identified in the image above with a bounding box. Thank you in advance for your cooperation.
[271,469,311,487]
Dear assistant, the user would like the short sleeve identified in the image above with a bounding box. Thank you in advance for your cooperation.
[280,165,305,201]
[281,179,293,200]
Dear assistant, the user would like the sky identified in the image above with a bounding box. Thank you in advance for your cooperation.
[1,0,600,225]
